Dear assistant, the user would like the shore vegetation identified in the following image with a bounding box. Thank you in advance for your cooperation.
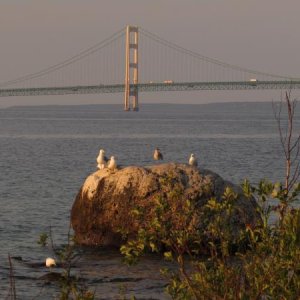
[121,92,300,299]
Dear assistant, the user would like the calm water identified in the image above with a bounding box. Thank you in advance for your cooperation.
[0,102,298,299]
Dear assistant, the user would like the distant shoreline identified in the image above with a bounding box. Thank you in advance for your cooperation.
[0,101,283,110]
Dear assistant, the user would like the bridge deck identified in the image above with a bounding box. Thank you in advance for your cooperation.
[1,81,300,97]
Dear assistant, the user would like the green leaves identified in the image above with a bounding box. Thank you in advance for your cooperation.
[242,179,253,198]
[257,179,273,202]
[222,186,238,202]
[164,251,173,261]
[120,240,145,265]
[205,198,220,211]
[120,173,300,299]
[37,232,48,247]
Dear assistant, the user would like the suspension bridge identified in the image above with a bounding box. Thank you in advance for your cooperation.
[0,25,299,111]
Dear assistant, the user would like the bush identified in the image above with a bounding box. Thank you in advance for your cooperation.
[120,92,300,299]
[120,178,300,299]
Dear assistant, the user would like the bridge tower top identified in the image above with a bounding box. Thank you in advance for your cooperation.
[124,25,139,111]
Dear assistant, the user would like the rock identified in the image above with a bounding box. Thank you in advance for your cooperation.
[71,163,258,247]
[39,272,64,282]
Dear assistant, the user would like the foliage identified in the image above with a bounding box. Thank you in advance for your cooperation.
[273,91,300,219]
[37,232,49,247]
[7,254,17,300]
[9,229,94,299]
[120,93,300,299]
[37,227,95,300]
[121,177,300,299]
[52,231,95,300]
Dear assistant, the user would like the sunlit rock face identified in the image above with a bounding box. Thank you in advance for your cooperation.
[71,163,258,247]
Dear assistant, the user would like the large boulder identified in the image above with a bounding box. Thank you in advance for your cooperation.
[71,163,258,247]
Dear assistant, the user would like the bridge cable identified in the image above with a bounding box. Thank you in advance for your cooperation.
[0,28,125,88]
[140,27,298,81]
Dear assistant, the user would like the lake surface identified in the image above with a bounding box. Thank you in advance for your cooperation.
[0,102,298,299]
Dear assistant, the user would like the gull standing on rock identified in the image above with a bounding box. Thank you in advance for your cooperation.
[153,148,163,160]
[107,156,117,171]
[97,149,108,170]
[189,153,198,167]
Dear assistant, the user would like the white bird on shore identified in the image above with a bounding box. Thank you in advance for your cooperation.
[107,156,117,171]
[96,149,108,170]
[189,153,198,167]
[153,148,163,160]
[45,257,56,268]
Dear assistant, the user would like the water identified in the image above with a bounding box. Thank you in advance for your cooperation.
[0,102,298,299]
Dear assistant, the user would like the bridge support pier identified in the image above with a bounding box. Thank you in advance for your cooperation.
[124,25,139,111]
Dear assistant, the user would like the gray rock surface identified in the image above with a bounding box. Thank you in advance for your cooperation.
[71,163,258,247]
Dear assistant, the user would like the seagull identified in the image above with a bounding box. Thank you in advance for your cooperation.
[96,149,108,170]
[107,156,117,171]
[153,148,163,160]
[45,257,56,268]
[189,153,198,167]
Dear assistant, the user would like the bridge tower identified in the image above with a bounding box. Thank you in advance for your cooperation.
[124,25,139,111]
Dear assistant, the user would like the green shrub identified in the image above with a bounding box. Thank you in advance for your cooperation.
[120,178,300,299]
[120,90,300,300]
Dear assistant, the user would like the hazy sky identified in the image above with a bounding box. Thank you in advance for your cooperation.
[1,0,300,107]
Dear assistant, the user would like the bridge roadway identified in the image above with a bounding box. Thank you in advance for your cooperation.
[1,80,300,97]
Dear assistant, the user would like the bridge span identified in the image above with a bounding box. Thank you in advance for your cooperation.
[1,81,300,98]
